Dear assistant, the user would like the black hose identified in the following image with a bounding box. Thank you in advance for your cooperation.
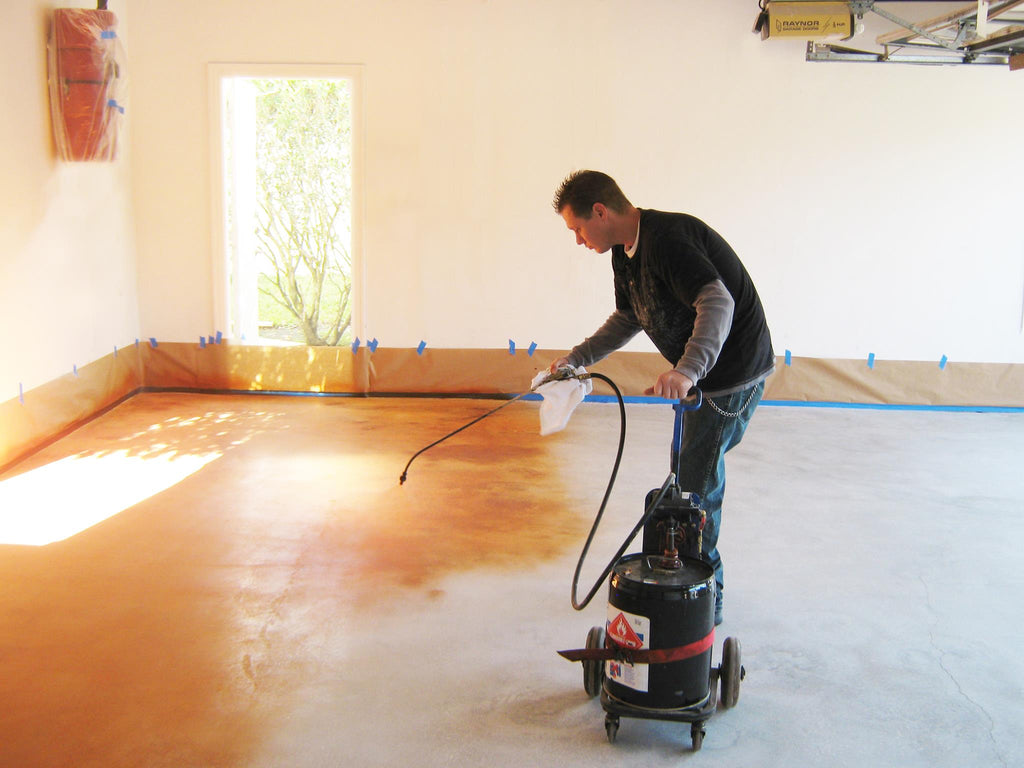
[397,369,666,612]
[399,366,582,484]
[568,373,676,611]
[570,472,675,611]
[399,392,531,484]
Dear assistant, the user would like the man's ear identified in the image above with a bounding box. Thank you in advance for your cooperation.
[592,202,608,219]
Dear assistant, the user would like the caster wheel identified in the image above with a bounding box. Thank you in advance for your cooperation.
[691,722,705,751]
[605,714,619,743]
[583,625,605,698]
[720,636,742,710]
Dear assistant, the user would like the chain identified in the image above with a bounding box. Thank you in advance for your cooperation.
[703,386,759,419]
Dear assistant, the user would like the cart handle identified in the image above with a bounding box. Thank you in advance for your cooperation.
[671,390,703,476]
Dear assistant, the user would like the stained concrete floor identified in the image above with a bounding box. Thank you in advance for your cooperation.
[0,392,1022,767]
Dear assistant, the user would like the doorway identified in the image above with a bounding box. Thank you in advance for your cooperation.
[209,64,363,345]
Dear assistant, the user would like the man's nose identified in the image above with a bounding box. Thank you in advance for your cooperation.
[575,233,585,246]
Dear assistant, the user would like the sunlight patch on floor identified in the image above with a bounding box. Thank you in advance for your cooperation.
[0,448,221,546]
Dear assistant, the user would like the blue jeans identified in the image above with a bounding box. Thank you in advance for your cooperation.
[675,381,764,593]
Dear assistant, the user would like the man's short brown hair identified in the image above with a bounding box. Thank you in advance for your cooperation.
[553,170,632,218]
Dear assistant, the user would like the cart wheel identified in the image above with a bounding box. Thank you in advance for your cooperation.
[708,666,719,711]
[720,636,742,709]
[605,714,619,743]
[583,625,605,698]
[691,721,705,751]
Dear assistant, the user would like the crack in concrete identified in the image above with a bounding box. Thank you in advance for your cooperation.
[919,575,1007,768]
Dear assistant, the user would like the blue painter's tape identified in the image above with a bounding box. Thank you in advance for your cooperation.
[149,338,158,348]
[785,349,792,366]
[939,355,948,370]
[528,342,537,357]
[100,29,117,39]
[585,394,671,405]
[207,336,214,345]
[106,99,125,114]
[19,383,24,404]
[867,353,875,369]
[114,345,118,357]
[368,338,379,352]
[200,336,207,348]
[135,338,140,348]
[73,364,78,377]
[577,395,1024,414]
[352,337,361,354]
[761,399,1023,414]
[215,331,223,344]
[417,341,427,355]
[509,339,516,355]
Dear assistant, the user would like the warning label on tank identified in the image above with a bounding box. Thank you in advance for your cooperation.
[606,607,650,692]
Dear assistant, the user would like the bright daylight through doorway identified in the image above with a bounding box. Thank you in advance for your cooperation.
[213,65,360,349]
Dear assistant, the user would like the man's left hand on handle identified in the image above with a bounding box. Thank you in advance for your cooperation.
[645,370,694,400]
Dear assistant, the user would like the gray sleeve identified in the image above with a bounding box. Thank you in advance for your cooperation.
[674,279,735,384]
[566,309,642,368]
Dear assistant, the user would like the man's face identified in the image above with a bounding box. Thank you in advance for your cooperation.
[561,203,612,254]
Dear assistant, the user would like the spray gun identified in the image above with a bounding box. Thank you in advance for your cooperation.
[535,365,589,386]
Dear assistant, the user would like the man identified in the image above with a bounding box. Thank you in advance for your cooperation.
[550,170,774,625]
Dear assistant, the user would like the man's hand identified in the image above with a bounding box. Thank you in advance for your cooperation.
[549,356,571,373]
[645,370,695,400]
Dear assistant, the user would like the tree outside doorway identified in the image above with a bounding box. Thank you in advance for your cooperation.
[223,76,353,346]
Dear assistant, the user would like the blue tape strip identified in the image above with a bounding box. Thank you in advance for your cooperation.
[19,383,24,404]
[417,341,427,355]
[100,29,117,39]
[509,339,516,355]
[106,99,125,114]
[785,349,792,366]
[352,337,361,354]
[561,395,1024,413]
[528,342,537,357]
[73,364,78,377]
[114,345,118,357]
[761,399,1023,414]
[216,331,223,344]
[939,355,948,370]
[521,393,677,405]
[583,394,675,404]
[867,353,875,369]
[135,338,140,348]
[368,338,379,352]
[207,336,214,345]
[149,338,158,348]
[200,336,207,348]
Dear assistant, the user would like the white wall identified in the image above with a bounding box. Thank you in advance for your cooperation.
[129,0,1023,366]
[4,1,1022,406]
[0,0,139,397]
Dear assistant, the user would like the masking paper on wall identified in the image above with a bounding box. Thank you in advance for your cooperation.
[47,8,125,161]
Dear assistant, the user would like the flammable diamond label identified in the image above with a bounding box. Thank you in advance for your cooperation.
[605,607,650,692]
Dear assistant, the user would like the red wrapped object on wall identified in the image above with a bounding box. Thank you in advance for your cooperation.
[48,7,124,161]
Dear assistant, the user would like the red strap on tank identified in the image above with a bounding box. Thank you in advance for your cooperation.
[557,628,714,665]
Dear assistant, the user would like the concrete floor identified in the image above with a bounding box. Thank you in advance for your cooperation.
[0,392,1021,767]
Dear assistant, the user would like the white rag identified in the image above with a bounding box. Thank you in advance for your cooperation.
[530,366,593,436]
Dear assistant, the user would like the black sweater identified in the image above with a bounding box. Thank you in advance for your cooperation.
[569,209,774,395]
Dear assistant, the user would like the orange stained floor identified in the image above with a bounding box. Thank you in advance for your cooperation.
[0,392,604,767]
